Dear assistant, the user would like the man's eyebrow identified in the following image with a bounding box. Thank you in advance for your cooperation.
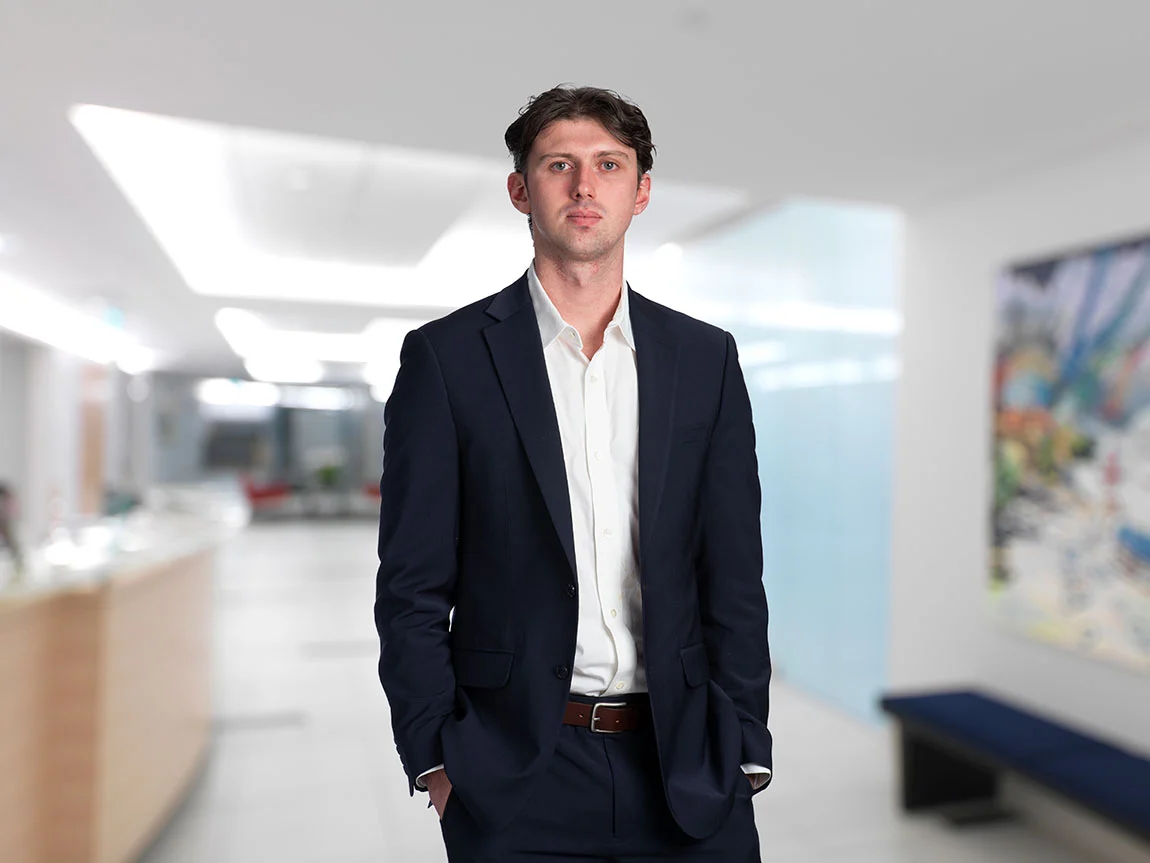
[535,150,633,162]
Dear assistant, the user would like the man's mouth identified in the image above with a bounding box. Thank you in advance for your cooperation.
[567,210,602,225]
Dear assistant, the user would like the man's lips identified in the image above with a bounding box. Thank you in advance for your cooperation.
[566,210,603,225]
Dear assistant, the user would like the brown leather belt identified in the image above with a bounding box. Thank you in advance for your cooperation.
[563,700,649,733]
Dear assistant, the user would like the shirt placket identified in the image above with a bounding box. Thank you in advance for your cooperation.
[584,347,634,694]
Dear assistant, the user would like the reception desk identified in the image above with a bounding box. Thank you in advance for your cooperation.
[0,511,231,863]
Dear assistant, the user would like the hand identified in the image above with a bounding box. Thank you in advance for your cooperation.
[425,768,453,820]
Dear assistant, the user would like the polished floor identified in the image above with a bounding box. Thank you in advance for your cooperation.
[141,521,1100,863]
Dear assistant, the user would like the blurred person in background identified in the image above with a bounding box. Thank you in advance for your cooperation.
[0,483,23,576]
[375,84,772,862]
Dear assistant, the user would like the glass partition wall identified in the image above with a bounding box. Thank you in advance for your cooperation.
[654,199,903,720]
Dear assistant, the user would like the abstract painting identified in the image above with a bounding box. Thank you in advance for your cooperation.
[992,234,1150,673]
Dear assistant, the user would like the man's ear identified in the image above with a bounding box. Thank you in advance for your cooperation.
[508,172,531,216]
[633,173,651,216]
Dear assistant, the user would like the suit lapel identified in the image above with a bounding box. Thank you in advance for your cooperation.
[484,276,578,577]
[630,289,679,565]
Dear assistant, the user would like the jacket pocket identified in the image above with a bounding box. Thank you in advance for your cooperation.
[680,642,710,688]
[453,648,514,689]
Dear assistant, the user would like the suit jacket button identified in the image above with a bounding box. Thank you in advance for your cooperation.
[555,665,570,679]
[565,584,576,598]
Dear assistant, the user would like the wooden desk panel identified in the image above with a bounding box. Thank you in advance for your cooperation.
[0,601,48,863]
[97,551,213,863]
[0,546,216,863]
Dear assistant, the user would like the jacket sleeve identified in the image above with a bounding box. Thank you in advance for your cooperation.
[374,328,459,794]
[697,331,774,786]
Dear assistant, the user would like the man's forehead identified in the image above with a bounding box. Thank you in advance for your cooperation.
[532,118,633,155]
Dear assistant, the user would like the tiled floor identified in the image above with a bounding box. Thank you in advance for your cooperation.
[141,521,1097,862]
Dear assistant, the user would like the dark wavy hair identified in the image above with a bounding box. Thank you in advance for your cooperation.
[504,85,656,179]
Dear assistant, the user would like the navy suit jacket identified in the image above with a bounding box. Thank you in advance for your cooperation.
[374,273,772,839]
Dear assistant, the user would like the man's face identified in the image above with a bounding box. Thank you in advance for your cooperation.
[508,117,651,265]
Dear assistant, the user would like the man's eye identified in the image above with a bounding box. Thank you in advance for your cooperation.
[550,161,569,171]
[602,161,618,171]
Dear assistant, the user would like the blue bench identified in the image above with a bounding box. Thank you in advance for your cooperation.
[880,689,1150,844]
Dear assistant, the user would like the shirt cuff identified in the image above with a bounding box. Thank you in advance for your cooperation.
[740,763,772,790]
[415,764,445,791]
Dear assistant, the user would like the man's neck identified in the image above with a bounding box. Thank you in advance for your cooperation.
[533,252,624,359]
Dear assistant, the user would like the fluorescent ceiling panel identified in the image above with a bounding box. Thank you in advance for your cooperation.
[0,271,154,370]
[225,124,487,265]
[70,104,524,309]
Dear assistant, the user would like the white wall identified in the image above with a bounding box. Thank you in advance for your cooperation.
[152,374,209,484]
[127,373,156,492]
[104,367,128,490]
[893,130,1150,753]
[0,334,31,509]
[23,343,81,542]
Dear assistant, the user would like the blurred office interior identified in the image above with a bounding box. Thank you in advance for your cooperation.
[1,2,1150,861]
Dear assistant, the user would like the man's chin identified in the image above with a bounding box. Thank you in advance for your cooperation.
[547,237,620,264]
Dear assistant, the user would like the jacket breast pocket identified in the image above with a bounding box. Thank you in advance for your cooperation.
[453,648,514,689]
[680,642,710,688]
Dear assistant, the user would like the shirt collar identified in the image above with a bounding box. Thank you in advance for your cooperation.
[527,262,636,352]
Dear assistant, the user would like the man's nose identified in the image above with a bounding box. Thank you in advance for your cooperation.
[572,164,595,198]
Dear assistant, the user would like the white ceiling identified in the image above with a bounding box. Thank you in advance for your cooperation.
[2,0,1150,378]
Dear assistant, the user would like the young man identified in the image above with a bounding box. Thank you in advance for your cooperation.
[375,85,772,861]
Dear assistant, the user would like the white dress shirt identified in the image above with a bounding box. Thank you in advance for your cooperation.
[527,264,646,697]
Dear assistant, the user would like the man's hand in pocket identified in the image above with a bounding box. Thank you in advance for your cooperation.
[426,768,453,820]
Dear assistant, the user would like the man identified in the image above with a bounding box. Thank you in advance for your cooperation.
[375,85,772,861]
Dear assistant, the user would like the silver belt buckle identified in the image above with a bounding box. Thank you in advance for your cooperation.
[590,701,628,733]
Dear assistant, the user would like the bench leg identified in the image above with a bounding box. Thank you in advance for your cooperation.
[900,730,1000,813]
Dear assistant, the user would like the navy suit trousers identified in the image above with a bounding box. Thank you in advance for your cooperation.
[438,696,760,862]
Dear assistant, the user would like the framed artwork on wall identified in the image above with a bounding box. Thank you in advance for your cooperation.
[992,233,1150,673]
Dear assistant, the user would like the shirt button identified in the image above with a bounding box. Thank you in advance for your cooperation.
[602,528,612,537]
[566,583,576,598]
[594,450,603,461]
[590,374,599,383]
[555,665,570,680]
[615,682,625,691]
[610,609,618,618]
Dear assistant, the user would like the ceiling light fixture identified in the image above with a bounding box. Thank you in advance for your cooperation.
[278,386,355,411]
[214,307,268,356]
[69,103,520,310]
[116,343,157,375]
[244,356,324,384]
[196,378,281,407]
[0,272,154,366]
